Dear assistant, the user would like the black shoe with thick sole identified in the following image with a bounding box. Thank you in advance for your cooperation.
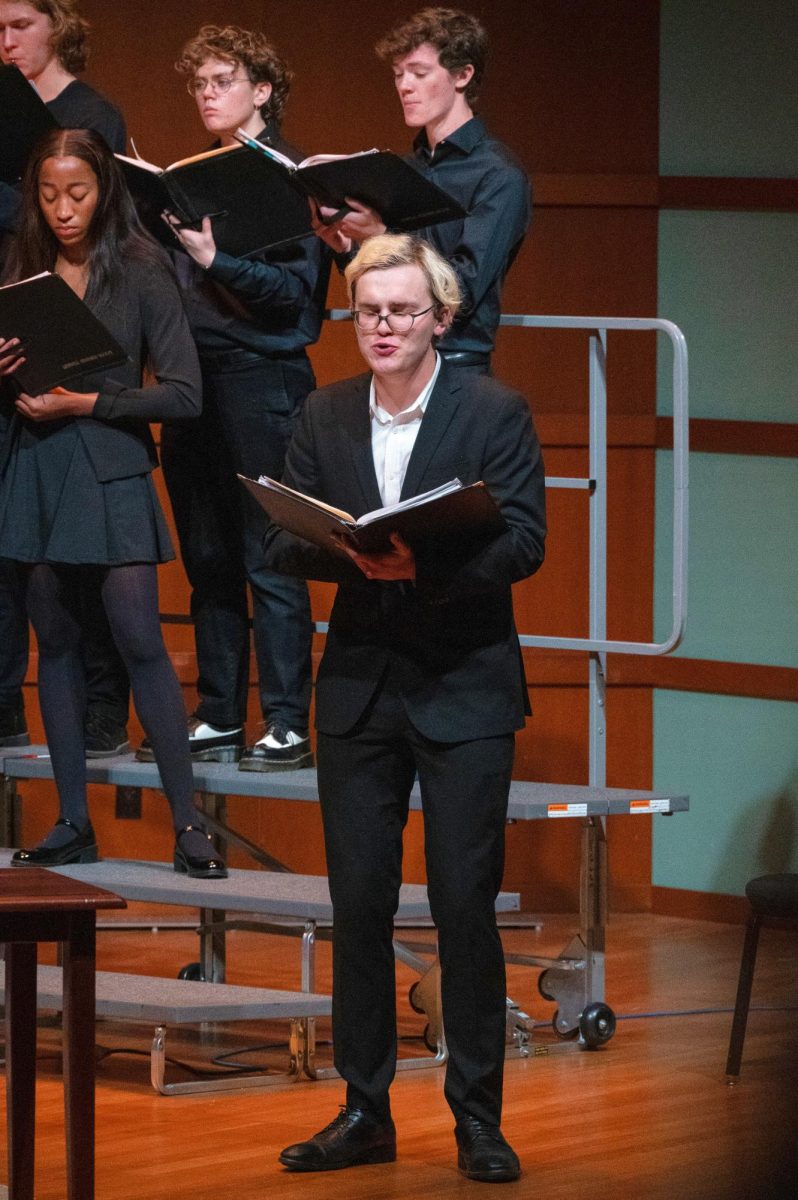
[138,715,244,763]
[173,825,228,879]
[84,713,131,758]
[0,700,29,748]
[455,1118,521,1183]
[239,722,313,773]
[12,817,99,867]
[279,1107,396,1172]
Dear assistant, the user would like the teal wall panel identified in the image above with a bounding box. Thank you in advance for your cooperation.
[657,211,798,423]
[653,692,798,894]
[660,0,798,177]
[654,450,798,666]
[654,3,797,899]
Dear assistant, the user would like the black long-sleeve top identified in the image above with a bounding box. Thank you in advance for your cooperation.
[179,121,331,359]
[0,79,127,232]
[408,117,531,357]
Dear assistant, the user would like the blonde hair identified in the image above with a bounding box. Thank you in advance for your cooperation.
[345,233,461,317]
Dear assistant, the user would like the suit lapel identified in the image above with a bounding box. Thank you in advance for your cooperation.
[400,363,462,500]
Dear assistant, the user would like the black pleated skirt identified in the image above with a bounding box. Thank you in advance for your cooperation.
[0,417,174,565]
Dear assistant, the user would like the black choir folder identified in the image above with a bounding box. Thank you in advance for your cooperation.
[234,130,468,232]
[238,474,505,555]
[0,65,58,184]
[0,273,126,395]
[117,143,313,257]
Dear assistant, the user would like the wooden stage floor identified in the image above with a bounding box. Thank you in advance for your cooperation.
[2,910,796,1199]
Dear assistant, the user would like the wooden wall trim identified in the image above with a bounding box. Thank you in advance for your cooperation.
[656,417,798,458]
[536,414,656,448]
[537,415,797,458]
[533,174,659,207]
[532,174,798,212]
[652,885,750,924]
[609,657,798,703]
[659,176,798,213]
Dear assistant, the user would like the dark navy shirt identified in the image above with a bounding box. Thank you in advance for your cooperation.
[409,117,531,357]
[46,80,127,152]
[180,122,331,359]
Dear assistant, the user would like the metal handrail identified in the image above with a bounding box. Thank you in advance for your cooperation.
[326,309,689,659]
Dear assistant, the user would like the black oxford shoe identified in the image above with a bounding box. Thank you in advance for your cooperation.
[279,1106,396,1172]
[455,1117,521,1183]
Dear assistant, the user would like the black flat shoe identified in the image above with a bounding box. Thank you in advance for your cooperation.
[11,817,98,867]
[455,1118,521,1183]
[173,825,227,879]
[279,1106,396,1172]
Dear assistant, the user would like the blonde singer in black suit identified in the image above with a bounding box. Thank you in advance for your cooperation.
[264,234,546,1183]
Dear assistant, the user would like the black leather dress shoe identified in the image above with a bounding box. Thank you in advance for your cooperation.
[455,1118,521,1182]
[279,1107,396,1172]
[173,825,228,879]
[12,817,98,867]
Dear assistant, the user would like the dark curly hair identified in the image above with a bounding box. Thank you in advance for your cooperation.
[30,0,90,74]
[375,7,488,107]
[175,25,292,128]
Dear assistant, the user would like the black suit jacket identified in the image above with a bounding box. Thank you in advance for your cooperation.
[263,362,546,741]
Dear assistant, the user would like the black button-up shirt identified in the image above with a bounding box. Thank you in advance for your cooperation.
[409,117,531,358]
[180,121,331,359]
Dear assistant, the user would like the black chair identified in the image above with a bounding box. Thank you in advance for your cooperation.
[726,873,798,1080]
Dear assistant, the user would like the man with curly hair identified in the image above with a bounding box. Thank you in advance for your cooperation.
[312,6,530,375]
[137,26,329,772]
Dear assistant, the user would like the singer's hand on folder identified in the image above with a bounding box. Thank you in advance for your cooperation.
[337,198,387,244]
[0,336,27,377]
[162,210,217,269]
[331,530,416,581]
[308,197,352,254]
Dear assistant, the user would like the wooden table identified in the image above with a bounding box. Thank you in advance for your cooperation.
[0,867,125,1200]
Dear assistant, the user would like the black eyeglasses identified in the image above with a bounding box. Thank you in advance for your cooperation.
[351,305,436,333]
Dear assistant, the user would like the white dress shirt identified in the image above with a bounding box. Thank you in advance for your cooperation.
[369,353,442,508]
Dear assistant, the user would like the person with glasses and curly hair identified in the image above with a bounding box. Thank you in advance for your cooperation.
[0,0,130,760]
[137,25,329,774]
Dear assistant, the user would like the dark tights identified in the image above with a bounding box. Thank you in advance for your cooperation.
[24,562,208,855]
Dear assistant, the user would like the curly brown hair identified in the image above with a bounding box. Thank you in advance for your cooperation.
[175,25,292,127]
[30,0,90,74]
[375,7,487,107]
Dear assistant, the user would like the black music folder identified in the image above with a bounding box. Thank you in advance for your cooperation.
[117,142,312,256]
[238,474,504,555]
[0,272,127,395]
[234,130,468,231]
[0,64,58,184]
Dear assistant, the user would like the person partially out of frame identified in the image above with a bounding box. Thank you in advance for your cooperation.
[0,128,226,879]
[0,0,131,758]
[266,234,546,1183]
